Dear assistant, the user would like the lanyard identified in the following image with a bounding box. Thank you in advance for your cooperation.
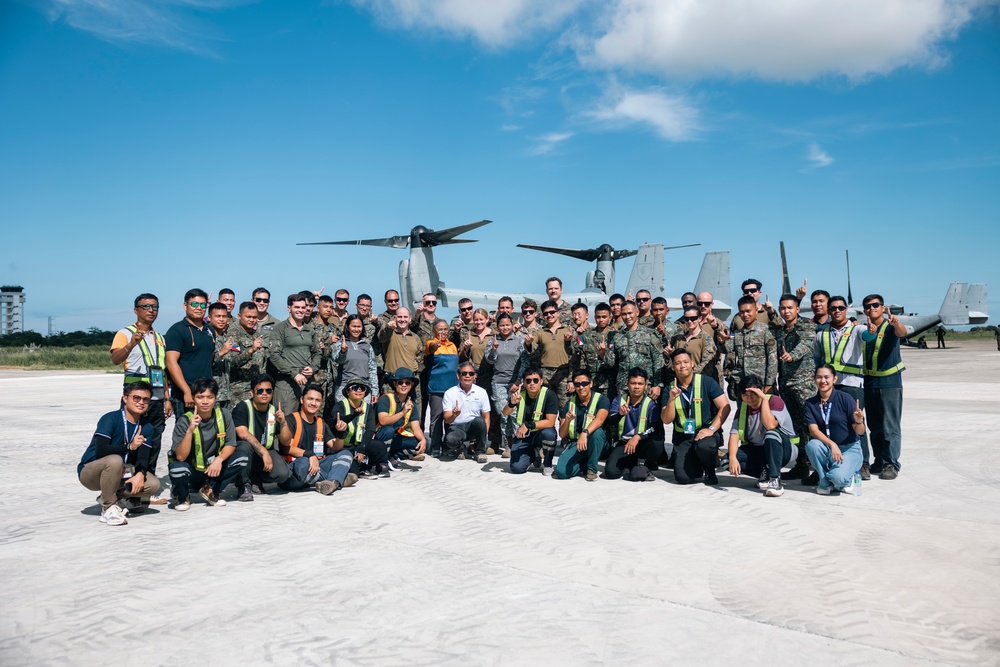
[680,384,695,419]
[820,399,832,436]
[122,409,140,450]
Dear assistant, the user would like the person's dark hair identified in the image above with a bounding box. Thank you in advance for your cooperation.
[357,293,372,304]
[251,374,275,390]
[540,300,558,312]
[652,296,667,307]
[521,298,538,311]
[737,295,758,309]
[495,312,513,324]
[521,366,542,379]
[134,293,158,308]
[779,293,800,306]
[238,301,256,313]
[681,291,697,302]
[219,288,235,298]
[457,361,476,373]
[297,290,314,302]
[252,287,270,299]
[303,383,324,398]
[810,289,831,301]
[571,303,588,313]
[741,278,762,291]
[815,363,838,377]
[683,306,699,318]
[184,288,208,303]
[343,314,364,338]
[737,376,764,394]
[863,293,885,306]
[318,294,333,305]
[123,380,153,396]
[609,293,625,304]
[287,293,307,307]
[209,302,228,314]
[595,302,611,314]
[829,295,848,308]
[627,366,648,381]
[498,296,513,307]
[384,289,399,300]
[637,289,651,298]
[572,369,592,382]
[670,348,693,362]
[190,377,218,396]
[546,276,562,288]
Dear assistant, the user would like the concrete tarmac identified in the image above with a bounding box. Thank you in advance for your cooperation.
[2,340,999,666]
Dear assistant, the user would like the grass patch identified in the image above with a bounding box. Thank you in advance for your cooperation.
[0,345,118,371]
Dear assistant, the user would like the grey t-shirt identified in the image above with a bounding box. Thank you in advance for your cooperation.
[171,408,236,460]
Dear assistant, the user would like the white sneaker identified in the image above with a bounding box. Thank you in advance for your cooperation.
[816,486,832,495]
[756,469,769,490]
[764,478,784,497]
[100,505,129,526]
[174,499,191,511]
[541,466,553,477]
[840,480,855,495]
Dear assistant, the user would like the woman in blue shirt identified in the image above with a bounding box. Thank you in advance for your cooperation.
[804,364,867,495]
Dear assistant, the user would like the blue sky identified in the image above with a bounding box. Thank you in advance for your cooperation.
[1,0,998,333]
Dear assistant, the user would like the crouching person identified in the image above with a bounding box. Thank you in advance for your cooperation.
[376,368,428,465]
[554,370,609,481]
[726,376,799,497]
[78,381,161,526]
[279,384,351,495]
[330,377,389,479]
[502,367,558,475]
[604,367,663,480]
[168,377,251,511]
[232,374,291,496]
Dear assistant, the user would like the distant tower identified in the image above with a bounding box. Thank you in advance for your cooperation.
[1,286,26,335]
[48,316,55,336]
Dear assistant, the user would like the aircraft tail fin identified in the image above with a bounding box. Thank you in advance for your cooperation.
[780,242,791,296]
[693,251,731,318]
[938,282,969,326]
[963,283,989,324]
[625,244,665,297]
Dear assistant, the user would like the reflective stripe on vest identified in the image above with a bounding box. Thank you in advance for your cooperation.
[243,399,276,450]
[186,407,226,472]
[864,321,906,377]
[342,398,369,445]
[672,375,703,433]
[619,396,653,440]
[822,324,862,376]
[737,399,799,446]
[567,393,602,440]
[124,326,165,382]
[515,386,550,428]
[286,411,324,462]
[386,394,414,437]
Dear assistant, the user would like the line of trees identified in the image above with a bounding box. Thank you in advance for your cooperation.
[0,328,116,347]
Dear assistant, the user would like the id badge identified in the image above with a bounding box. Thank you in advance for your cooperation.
[122,464,134,479]
[684,419,696,435]
[313,440,324,456]
[149,367,165,388]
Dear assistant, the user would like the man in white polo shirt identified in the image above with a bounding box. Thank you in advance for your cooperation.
[442,361,492,462]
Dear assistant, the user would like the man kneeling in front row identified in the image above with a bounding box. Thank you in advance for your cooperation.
[726,376,799,497]
[232,373,291,495]
[168,377,252,511]
[78,381,161,526]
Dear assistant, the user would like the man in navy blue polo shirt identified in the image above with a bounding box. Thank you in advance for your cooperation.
[165,288,215,417]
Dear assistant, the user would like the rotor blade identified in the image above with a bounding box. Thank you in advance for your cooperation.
[422,220,492,246]
[517,244,602,261]
[610,249,638,261]
[662,243,701,251]
[297,235,409,249]
[780,241,791,295]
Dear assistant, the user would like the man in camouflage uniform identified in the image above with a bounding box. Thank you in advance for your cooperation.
[650,296,678,346]
[724,295,778,400]
[568,303,602,390]
[730,278,780,331]
[545,277,575,328]
[208,302,239,409]
[311,295,340,399]
[670,306,717,380]
[635,290,655,328]
[604,302,664,400]
[377,289,401,331]
[449,297,476,346]
[774,293,816,478]
[589,303,616,396]
[608,293,626,331]
[698,291,729,384]
[228,301,267,403]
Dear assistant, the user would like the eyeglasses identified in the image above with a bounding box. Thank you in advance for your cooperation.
[129,395,151,403]
[347,384,367,392]
[460,306,473,312]
[697,301,713,307]
[574,380,591,387]
[829,305,848,312]
[188,302,208,309]
[254,297,270,304]
[543,310,558,316]
[523,378,541,384]
[335,297,349,303]
[743,288,760,295]
[254,387,274,395]
[521,309,535,315]
[636,297,650,303]
[863,302,883,311]
[459,371,476,377]
[136,304,159,311]
[424,300,437,306]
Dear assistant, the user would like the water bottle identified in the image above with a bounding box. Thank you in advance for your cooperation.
[852,470,862,496]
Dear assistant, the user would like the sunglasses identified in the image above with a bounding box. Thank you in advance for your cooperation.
[129,395,151,403]
[254,297,270,304]
[523,377,541,384]
[385,299,400,304]
[697,301,712,307]
[830,305,848,312]
[254,387,274,395]
[460,306,473,312]
[136,304,159,311]
[188,302,208,309]
[424,300,437,306]
[636,297,650,303]
[574,380,591,387]
[543,311,558,316]
[522,309,535,315]
[335,297,349,303]
[459,371,476,377]
[682,316,700,323]
[347,384,367,392]
[743,288,760,295]
[863,303,883,311]
[394,379,414,385]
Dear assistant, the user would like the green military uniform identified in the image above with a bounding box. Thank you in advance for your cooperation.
[212,331,249,409]
[556,301,573,328]
[638,314,655,329]
[670,330,717,376]
[651,320,679,347]
[724,320,778,400]
[255,313,280,363]
[228,324,266,403]
[268,319,322,413]
[774,318,817,443]
[703,318,729,383]
[569,327,616,396]
[604,325,665,396]
[311,318,339,397]
[531,324,573,409]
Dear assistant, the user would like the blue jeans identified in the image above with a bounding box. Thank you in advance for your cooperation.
[554,428,607,478]
[290,453,351,486]
[805,439,862,491]
[509,427,557,474]
[864,385,902,471]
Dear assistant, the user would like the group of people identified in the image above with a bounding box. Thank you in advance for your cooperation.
[78,277,907,526]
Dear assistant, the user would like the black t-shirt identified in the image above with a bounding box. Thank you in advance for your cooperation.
[329,399,377,446]
[78,409,155,475]
[515,388,559,425]
[289,412,333,456]
[164,319,214,388]
[231,400,277,449]
[560,393,611,438]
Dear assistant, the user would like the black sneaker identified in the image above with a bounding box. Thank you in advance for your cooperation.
[250,482,265,495]
[802,471,820,486]
[377,464,391,479]
[238,484,254,502]
[879,464,898,480]
[704,470,719,486]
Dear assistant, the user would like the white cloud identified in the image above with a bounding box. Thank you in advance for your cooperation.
[584,0,993,81]
[807,143,834,168]
[585,86,700,141]
[350,0,584,47]
[500,123,523,132]
[44,0,244,53]
[529,131,574,155]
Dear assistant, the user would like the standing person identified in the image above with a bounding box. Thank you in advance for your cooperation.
[723,295,778,399]
[604,302,664,400]
[311,295,340,399]
[774,294,816,478]
[805,365,867,495]
[331,315,379,406]
[377,290,401,330]
[491,296,516,332]
[251,288,279,352]
[279,384,354,494]
[935,325,947,349]
[697,291,728,383]
[995,326,1000,351]
[502,368,559,475]
[268,293,321,414]
[228,302,266,403]
[484,313,528,458]
[411,292,446,424]
[376,368,428,464]
[379,307,423,398]
[675,293,697,324]
[635,290,655,327]
[516,299,541,337]
[810,290,832,331]
[813,295,870,480]
[650,296,678,346]
[726,377,799,498]
[232,374,291,495]
[330,289,352,337]
[662,349,731,485]
[554,370,609,481]
[354,294,379,342]
[168,377,252,510]
[208,302,241,409]
[110,293,172,485]
[568,302,602,389]
[424,319,459,456]
[589,303,616,397]
[545,276,574,327]
[525,300,574,410]
[450,298,476,344]
[603,368,663,481]
[77,381,161,526]
[861,295,908,480]
[608,293,626,330]
[218,289,236,321]
[670,306,716,376]
[442,362,492,462]
[730,279,776,331]
[164,288,214,416]
[459,308,493,377]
